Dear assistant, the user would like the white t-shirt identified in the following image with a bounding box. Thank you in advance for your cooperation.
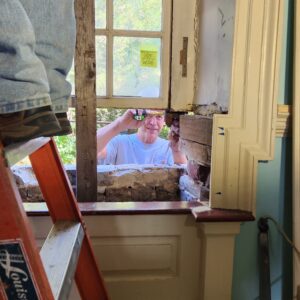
[100,133,174,165]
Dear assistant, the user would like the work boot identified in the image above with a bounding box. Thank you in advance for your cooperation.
[54,112,72,135]
[43,112,72,136]
[0,105,61,145]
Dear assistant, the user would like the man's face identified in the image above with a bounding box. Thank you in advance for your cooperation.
[139,110,165,141]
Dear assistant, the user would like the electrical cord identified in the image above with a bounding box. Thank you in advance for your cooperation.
[262,216,300,256]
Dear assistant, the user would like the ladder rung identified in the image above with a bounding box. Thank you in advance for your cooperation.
[40,221,84,300]
[4,137,51,166]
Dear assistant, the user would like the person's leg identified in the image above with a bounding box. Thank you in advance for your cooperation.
[0,0,61,144]
[20,0,76,134]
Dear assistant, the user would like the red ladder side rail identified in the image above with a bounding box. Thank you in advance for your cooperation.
[0,142,54,300]
[29,138,109,300]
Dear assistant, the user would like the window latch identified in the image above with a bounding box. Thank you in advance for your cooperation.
[180,37,188,77]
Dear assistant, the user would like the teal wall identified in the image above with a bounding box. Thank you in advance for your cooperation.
[232,0,293,299]
[232,138,292,300]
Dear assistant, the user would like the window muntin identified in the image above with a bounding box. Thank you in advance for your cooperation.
[95,0,171,108]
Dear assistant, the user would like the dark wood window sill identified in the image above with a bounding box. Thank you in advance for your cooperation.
[24,201,255,222]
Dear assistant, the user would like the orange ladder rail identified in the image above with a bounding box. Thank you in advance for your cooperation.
[0,138,109,299]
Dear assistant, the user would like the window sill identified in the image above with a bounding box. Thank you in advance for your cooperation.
[24,201,254,222]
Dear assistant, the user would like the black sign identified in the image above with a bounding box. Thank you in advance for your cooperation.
[0,240,39,300]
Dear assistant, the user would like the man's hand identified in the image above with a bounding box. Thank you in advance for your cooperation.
[168,119,180,152]
[97,109,144,160]
[117,109,145,131]
[168,119,187,164]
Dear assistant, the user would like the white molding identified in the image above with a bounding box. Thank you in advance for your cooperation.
[210,0,284,211]
[293,0,300,297]
[30,215,241,300]
[198,222,241,300]
[30,215,203,299]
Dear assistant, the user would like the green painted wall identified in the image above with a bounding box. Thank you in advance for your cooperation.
[232,0,293,299]
[232,138,292,300]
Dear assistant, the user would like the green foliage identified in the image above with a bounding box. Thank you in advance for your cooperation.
[114,0,161,31]
[54,109,126,164]
[96,108,125,127]
[159,125,169,140]
[54,129,76,164]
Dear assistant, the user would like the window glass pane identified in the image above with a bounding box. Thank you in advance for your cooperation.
[95,0,106,29]
[96,36,107,96]
[66,60,75,96]
[113,37,161,97]
[114,0,162,31]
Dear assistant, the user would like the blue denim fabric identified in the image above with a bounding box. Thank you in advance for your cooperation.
[0,0,75,114]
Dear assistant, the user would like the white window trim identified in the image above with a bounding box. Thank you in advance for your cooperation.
[210,0,285,211]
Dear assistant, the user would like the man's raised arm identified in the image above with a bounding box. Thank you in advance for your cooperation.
[96,109,144,160]
[168,121,187,164]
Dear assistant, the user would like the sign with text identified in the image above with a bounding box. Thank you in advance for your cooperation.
[0,241,39,300]
[140,48,158,68]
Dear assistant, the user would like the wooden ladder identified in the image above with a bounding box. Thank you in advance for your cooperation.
[0,138,109,300]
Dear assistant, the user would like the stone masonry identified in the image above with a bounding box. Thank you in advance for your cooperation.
[12,164,186,202]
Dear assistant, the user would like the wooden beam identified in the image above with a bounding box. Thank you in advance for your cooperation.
[75,0,97,201]
[180,115,213,145]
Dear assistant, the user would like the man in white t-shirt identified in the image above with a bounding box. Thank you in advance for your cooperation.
[96,109,187,165]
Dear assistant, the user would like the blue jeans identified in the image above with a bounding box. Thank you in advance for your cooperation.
[0,0,75,114]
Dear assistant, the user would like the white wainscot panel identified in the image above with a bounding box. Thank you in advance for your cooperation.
[93,235,179,280]
[29,215,240,300]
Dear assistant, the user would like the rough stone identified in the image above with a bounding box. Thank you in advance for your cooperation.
[13,164,185,202]
[105,188,132,202]
[179,175,201,199]
[131,184,156,201]
[193,103,226,116]
[179,174,209,201]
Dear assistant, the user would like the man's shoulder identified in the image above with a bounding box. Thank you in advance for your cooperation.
[110,133,136,147]
[155,137,169,146]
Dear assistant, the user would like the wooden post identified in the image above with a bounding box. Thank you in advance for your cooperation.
[75,0,97,201]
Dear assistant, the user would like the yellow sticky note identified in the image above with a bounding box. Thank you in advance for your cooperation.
[140,49,158,68]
